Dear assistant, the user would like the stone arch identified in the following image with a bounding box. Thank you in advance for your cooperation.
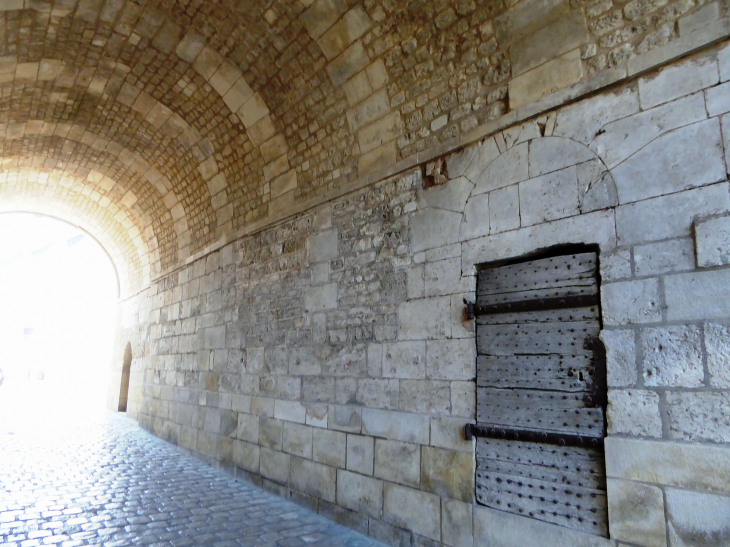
[456,129,618,241]
[0,177,150,293]
[0,3,296,226]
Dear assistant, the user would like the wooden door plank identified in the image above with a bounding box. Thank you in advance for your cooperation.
[476,321,599,356]
[476,307,599,325]
[477,355,596,392]
[477,253,597,296]
[475,471,608,536]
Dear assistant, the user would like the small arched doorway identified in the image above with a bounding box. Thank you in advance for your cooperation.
[118,342,132,412]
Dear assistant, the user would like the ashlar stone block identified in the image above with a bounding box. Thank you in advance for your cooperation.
[601,278,662,325]
[471,142,528,196]
[641,326,703,387]
[528,136,594,178]
[591,92,706,168]
[289,458,336,503]
[519,166,580,226]
[607,389,663,437]
[336,469,383,518]
[616,184,730,246]
[383,483,441,541]
[612,118,725,204]
[441,499,473,547]
[695,214,730,267]
[666,488,730,547]
[347,434,374,475]
[705,322,730,387]
[607,479,667,547]
[665,267,730,321]
[634,238,695,276]
[397,297,451,340]
[666,391,730,443]
[308,229,338,263]
[639,53,719,109]
[420,177,473,213]
[605,437,730,495]
[426,339,476,381]
[600,329,637,387]
[382,341,425,379]
[508,48,583,108]
[283,422,313,459]
[459,193,490,241]
[488,185,520,234]
[374,439,420,487]
[420,447,474,502]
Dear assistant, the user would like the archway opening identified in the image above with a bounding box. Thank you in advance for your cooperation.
[0,213,118,424]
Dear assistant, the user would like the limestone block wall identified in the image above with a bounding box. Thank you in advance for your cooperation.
[116,41,730,547]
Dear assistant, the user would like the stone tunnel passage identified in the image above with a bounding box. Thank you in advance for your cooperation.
[0,406,386,547]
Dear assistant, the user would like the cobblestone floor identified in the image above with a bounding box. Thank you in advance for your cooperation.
[0,382,384,547]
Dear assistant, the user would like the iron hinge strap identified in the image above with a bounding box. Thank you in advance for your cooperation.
[464,423,604,448]
[463,293,598,318]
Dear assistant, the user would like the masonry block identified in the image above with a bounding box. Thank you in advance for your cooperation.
[607,479,667,547]
[336,469,383,518]
[695,214,730,267]
[374,439,420,487]
[383,483,441,541]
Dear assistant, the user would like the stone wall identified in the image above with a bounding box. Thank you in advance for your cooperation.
[111,40,730,547]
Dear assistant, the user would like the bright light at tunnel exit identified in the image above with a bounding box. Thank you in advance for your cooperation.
[0,213,118,421]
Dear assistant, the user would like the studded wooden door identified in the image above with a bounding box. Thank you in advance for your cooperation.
[473,251,608,537]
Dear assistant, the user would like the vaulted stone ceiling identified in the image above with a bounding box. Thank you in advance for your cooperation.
[0,0,701,295]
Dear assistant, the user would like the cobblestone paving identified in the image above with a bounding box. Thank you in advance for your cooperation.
[0,396,384,547]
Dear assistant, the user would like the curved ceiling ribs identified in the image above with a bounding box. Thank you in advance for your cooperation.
[0,1,296,295]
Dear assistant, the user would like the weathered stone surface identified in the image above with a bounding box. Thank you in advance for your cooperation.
[347,434,374,475]
[259,447,290,484]
[519,166,580,226]
[420,177,473,213]
[592,92,706,168]
[397,298,451,340]
[612,119,725,204]
[600,248,631,282]
[706,80,730,117]
[639,54,719,109]
[309,229,339,263]
[602,278,662,325]
[383,484,441,541]
[382,341,425,379]
[641,326,703,387]
[608,389,663,437]
[605,437,730,494]
[695,214,730,267]
[441,499,473,547]
[600,329,637,387]
[259,416,283,450]
[634,238,695,276]
[665,268,730,321]
[410,208,462,253]
[374,439,420,487]
[425,339,475,381]
[472,142,528,196]
[232,440,260,472]
[289,458,336,503]
[335,469,382,519]
[312,428,346,468]
[303,283,338,313]
[459,193,490,241]
[473,505,611,547]
[705,322,730,387]
[510,12,589,76]
[666,488,730,547]
[361,408,429,444]
[420,447,474,502]
[606,479,667,547]
[554,88,640,144]
[488,185,520,233]
[430,417,474,454]
[283,422,313,458]
[616,184,730,246]
[509,48,583,108]
[528,137,594,178]
[665,391,730,443]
